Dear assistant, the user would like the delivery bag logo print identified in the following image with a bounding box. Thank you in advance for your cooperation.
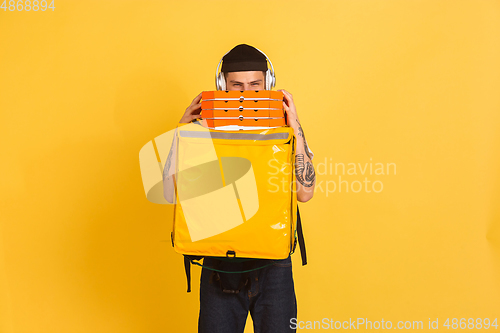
[139,122,260,241]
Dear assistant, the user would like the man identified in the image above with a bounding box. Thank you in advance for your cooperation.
[166,44,316,332]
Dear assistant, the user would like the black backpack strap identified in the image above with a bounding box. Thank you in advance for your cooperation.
[184,255,192,292]
[184,255,203,293]
[297,205,307,266]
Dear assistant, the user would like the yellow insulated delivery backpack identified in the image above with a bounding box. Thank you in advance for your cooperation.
[170,121,307,292]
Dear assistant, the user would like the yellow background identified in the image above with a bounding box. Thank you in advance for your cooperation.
[1,0,499,332]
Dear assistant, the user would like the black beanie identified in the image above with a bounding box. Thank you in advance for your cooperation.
[221,44,268,73]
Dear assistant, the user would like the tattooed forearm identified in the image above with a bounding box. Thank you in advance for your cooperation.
[295,154,316,187]
[295,119,312,160]
[304,160,316,183]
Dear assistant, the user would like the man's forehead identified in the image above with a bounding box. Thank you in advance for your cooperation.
[226,71,265,80]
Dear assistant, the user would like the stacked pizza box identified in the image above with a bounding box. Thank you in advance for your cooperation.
[201,90,286,128]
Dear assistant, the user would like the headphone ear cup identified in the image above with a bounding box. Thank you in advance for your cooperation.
[222,73,226,90]
[266,70,274,90]
[217,72,226,91]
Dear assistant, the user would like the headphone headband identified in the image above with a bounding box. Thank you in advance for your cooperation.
[215,46,276,91]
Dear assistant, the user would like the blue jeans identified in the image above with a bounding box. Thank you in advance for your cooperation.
[198,256,297,333]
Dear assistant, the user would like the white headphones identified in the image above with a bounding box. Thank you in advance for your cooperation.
[215,46,276,91]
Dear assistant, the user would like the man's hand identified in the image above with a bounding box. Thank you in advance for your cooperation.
[179,92,203,124]
[278,89,316,202]
[278,89,299,128]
